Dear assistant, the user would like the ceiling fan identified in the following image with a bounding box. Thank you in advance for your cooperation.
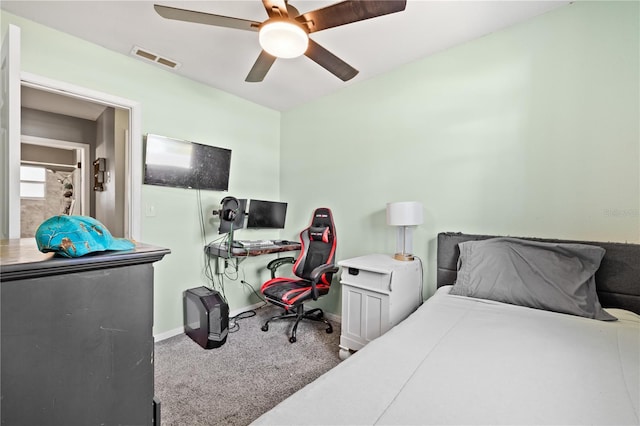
[154,1,407,83]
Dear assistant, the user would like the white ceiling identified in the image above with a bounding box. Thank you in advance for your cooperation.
[2,0,569,112]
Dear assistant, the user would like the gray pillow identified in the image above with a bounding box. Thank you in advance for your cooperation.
[449,238,616,321]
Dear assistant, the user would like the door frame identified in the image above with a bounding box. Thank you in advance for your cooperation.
[2,24,21,239]
[15,73,142,240]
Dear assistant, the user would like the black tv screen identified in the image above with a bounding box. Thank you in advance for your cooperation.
[246,200,287,229]
[144,134,231,191]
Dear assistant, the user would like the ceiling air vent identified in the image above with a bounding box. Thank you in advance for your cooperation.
[131,46,181,70]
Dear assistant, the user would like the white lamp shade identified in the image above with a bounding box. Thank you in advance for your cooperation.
[386,201,424,226]
[259,21,309,58]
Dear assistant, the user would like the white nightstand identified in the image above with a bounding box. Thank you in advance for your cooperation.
[337,254,423,360]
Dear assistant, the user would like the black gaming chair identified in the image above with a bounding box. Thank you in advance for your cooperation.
[260,207,338,343]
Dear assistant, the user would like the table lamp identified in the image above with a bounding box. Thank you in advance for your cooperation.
[386,201,423,261]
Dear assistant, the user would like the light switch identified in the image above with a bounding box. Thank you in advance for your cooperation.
[145,203,156,217]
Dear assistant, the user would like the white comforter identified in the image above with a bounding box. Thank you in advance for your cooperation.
[253,286,640,425]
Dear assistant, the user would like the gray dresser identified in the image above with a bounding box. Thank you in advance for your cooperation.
[1,239,169,426]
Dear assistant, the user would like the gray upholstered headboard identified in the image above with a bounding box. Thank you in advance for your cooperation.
[437,232,640,315]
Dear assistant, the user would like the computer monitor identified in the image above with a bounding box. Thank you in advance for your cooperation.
[218,198,247,234]
[246,199,287,229]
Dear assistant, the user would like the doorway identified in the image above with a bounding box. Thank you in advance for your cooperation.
[19,85,131,237]
[14,73,142,240]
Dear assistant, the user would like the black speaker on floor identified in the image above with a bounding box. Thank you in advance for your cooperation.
[184,286,229,349]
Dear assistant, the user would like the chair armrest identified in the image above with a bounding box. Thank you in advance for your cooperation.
[309,264,339,300]
[267,257,295,279]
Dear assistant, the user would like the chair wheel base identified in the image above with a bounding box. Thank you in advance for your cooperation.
[260,305,333,343]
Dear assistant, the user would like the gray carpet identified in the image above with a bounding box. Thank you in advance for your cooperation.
[154,305,341,426]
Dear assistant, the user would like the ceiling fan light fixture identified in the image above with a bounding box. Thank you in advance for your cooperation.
[259,20,309,59]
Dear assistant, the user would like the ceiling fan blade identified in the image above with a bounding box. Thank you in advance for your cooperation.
[154,4,260,31]
[261,0,289,18]
[246,51,277,82]
[296,0,407,33]
[305,39,358,82]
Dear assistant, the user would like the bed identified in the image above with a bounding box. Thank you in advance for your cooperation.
[252,232,640,425]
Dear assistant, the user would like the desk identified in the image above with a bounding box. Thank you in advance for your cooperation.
[204,241,301,259]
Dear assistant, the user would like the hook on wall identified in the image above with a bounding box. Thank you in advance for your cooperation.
[93,158,106,191]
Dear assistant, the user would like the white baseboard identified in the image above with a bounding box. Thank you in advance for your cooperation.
[153,300,271,342]
[324,311,341,324]
[229,300,270,319]
[154,326,183,343]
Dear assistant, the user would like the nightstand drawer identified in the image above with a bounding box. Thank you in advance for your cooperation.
[340,267,391,293]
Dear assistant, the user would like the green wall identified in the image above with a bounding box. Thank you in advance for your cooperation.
[280,1,640,315]
[1,11,283,336]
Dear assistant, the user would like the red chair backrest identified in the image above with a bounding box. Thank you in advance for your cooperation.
[293,207,337,285]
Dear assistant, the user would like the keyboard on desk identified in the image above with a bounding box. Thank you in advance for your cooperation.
[274,240,299,246]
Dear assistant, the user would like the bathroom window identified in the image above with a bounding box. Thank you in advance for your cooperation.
[20,165,46,199]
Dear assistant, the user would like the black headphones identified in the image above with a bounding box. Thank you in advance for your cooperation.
[219,196,239,222]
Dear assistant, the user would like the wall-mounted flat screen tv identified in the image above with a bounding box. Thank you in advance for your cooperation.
[144,134,231,191]
[246,199,287,229]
